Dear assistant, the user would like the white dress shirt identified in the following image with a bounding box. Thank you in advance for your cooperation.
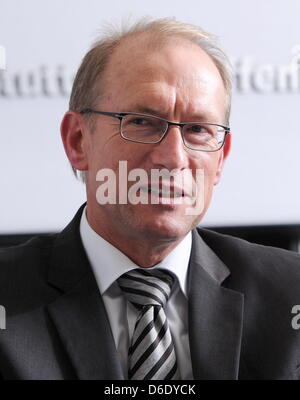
[79,207,194,379]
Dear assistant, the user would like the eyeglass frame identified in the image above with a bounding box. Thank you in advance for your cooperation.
[80,108,231,152]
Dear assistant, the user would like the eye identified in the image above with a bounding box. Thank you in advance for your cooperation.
[191,124,204,133]
[185,124,213,135]
[128,117,151,126]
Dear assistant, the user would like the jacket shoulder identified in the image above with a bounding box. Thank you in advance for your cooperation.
[197,226,300,260]
[196,227,300,282]
[0,235,59,314]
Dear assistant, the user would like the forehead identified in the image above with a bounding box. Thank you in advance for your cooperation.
[99,34,226,118]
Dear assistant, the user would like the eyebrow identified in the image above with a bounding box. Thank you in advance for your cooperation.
[128,106,218,123]
[130,106,165,117]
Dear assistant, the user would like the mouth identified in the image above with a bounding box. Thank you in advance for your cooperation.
[139,184,186,198]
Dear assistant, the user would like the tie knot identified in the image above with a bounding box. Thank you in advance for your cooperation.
[117,269,175,308]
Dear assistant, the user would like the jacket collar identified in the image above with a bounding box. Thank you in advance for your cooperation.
[46,203,124,379]
[187,229,244,379]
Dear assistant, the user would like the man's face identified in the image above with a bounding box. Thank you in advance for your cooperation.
[82,36,230,245]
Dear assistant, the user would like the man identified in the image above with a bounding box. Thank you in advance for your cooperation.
[1,17,300,380]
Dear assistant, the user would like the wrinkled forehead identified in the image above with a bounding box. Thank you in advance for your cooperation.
[100,33,225,95]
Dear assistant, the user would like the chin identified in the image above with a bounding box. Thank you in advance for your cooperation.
[136,215,192,242]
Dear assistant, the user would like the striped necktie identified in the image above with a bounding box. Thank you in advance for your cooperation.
[118,268,180,380]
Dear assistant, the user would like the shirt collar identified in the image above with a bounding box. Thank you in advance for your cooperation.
[79,206,191,297]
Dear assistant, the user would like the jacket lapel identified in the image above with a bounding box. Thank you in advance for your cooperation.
[188,230,244,380]
[46,204,124,380]
[47,273,124,380]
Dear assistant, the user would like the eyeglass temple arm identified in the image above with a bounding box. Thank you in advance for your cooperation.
[79,109,125,120]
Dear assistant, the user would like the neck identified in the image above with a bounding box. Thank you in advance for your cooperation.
[86,210,183,268]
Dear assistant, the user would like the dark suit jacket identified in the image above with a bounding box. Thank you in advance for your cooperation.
[1,204,300,380]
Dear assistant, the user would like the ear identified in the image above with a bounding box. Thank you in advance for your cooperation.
[214,132,231,185]
[60,110,88,171]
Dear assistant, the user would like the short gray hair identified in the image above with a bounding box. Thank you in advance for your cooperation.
[69,17,233,181]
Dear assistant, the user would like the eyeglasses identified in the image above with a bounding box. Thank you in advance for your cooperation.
[80,109,230,152]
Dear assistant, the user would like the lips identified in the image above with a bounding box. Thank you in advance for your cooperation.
[139,184,186,198]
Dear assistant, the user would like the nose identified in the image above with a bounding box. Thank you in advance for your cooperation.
[149,125,190,170]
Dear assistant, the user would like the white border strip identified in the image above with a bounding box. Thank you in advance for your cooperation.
[0,46,6,70]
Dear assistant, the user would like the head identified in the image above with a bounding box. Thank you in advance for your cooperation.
[61,17,232,262]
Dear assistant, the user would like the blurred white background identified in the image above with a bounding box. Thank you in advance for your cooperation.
[1,0,300,233]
